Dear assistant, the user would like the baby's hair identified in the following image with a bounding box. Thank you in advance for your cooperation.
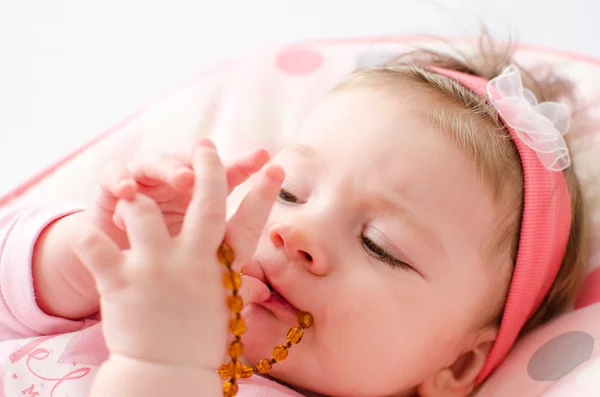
[336,31,587,335]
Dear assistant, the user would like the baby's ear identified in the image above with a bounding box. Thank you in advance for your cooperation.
[417,327,498,397]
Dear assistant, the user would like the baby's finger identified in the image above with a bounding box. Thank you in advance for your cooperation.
[180,140,228,248]
[71,224,124,288]
[113,210,184,233]
[226,164,284,267]
[168,145,270,193]
[98,163,137,207]
[131,152,194,192]
[115,194,171,251]
[239,275,271,306]
[225,149,270,193]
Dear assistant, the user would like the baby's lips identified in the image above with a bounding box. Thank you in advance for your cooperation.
[239,275,271,306]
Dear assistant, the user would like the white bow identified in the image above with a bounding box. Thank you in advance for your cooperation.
[487,65,571,171]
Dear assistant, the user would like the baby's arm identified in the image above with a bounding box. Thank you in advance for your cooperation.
[0,202,95,340]
[33,211,106,319]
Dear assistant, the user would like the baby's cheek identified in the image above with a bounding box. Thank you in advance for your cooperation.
[398,301,461,364]
[327,322,429,393]
[318,285,457,392]
[419,293,475,352]
[458,262,509,331]
[419,318,465,365]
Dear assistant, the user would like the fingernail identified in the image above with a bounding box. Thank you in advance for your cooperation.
[196,138,216,149]
[258,291,272,302]
[254,149,271,164]
[117,181,136,199]
[253,148,269,157]
[175,166,193,177]
[265,165,285,182]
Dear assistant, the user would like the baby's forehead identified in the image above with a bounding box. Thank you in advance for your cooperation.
[288,93,479,191]
[299,90,440,152]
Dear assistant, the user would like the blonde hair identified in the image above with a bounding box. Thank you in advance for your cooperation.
[336,33,587,335]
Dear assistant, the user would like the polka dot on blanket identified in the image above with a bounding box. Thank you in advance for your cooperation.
[527,331,595,381]
[276,48,324,75]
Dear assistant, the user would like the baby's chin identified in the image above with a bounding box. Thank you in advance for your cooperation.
[241,303,290,360]
[241,305,327,392]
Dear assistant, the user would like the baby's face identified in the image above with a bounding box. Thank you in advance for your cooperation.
[241,86,512,396]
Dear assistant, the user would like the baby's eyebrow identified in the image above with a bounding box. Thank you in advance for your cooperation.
[374,194,445,255]
[283,143,320,161]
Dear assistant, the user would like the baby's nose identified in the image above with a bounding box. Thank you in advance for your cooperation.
[269,224,328,276]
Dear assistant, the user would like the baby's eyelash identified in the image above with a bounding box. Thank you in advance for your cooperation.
[361,235,413,272]
[279,188,299,203]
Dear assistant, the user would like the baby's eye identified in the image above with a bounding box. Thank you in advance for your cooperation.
[361,235,413,272]
[279,188,300,204]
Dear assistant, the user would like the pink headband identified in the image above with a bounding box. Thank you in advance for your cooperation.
[430,66,573,382]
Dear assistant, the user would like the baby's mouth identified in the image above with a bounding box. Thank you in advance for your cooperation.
[265,281,293,305]
[260,280,301,324]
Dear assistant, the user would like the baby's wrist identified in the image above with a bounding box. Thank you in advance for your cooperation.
[92,354,221,397]
[33,211,100,319]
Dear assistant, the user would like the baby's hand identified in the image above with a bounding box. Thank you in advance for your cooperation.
[73,141,283,370]
[93,140,271,248]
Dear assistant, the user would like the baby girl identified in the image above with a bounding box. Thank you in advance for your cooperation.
[0,37,586,397]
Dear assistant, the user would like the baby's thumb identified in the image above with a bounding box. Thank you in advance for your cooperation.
[239,276,270,306]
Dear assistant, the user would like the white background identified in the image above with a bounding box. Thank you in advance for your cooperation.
[0,0,598,195]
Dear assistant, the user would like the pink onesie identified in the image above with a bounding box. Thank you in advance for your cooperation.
[0,203,304,397]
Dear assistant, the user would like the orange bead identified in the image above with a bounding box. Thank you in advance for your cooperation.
[297,311,314,329]
[228,340,243,359]
[256,359,272,374]
[218,364,229,380]
[218,242,236,265]
[223,272,242,291]
[222,380,238,397]
[227,359,243,379]
[241,365,255,378]
[272,344,289,362]
[227,295,244,313]
[286,326,304,344]
[229,317,246,336]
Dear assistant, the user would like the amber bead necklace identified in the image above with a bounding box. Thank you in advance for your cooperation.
[217,242,314,397]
